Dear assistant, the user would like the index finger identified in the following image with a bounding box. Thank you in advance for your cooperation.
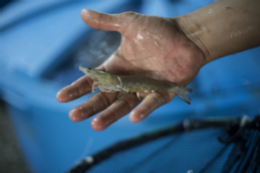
[56,76,93,102]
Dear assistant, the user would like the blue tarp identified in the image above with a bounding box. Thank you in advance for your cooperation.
[0,0,259,172]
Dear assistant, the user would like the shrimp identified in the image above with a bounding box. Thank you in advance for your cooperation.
[79,66,193,104]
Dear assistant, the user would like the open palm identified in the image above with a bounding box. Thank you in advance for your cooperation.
[56,9,205,131]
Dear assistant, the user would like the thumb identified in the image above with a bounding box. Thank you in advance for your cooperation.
[81,9,125,32]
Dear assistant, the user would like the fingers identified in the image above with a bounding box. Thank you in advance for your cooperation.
[56,76,93,102]
[69,92,118,122]
[81,9,121,31]
[91,95,140,131]
[67,91,174,131]
[59,76,175,130]
[129,93,174,123]
[81,9,135,32]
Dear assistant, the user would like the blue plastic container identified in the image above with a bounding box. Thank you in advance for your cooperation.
[0,0,260,172]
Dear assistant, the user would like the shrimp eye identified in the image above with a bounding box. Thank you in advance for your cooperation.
[87,68,92,70]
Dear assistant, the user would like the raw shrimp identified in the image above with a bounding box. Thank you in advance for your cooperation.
[79,66,193,104]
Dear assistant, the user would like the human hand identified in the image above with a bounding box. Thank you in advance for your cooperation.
[56,9,205,131]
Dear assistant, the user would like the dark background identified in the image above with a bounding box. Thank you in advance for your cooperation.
[0,100,29,173]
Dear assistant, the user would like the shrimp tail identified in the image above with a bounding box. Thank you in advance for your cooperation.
[176,88,193,105]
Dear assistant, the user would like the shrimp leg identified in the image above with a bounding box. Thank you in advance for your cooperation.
[136,92,142,100]
[92,82,99,92]
[99,85,113,92]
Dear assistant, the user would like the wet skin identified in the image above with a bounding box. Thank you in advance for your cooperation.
[57,0,260,131]
[56,9,205,131]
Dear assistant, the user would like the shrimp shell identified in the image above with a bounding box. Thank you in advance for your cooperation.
[79,66,192,104]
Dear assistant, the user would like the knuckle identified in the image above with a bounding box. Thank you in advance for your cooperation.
[105,108,118,121]
[96,13,104,29]
[124,11,136,15]
[71,83,81,97]
[65,86,79,99]
[161,94,172,104]
[82,77,93,92]
[153,93,169,105]
[120,11,136,18]
[117,98,133,111]
[96,92,111,107]
[150,94,162,105]
[139,104,150,114]
[72,77,92,96]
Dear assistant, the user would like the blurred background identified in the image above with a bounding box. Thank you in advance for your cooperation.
[0,0,259,173]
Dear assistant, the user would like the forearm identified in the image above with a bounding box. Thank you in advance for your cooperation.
[177,0,260,63]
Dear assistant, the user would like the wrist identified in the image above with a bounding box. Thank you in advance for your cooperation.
[176,0,260,64]
[176,14,211,64]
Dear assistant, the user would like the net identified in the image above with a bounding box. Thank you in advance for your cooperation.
[68,116,260,173]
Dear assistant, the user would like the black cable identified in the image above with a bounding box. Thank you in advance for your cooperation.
[67,117,242,173]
